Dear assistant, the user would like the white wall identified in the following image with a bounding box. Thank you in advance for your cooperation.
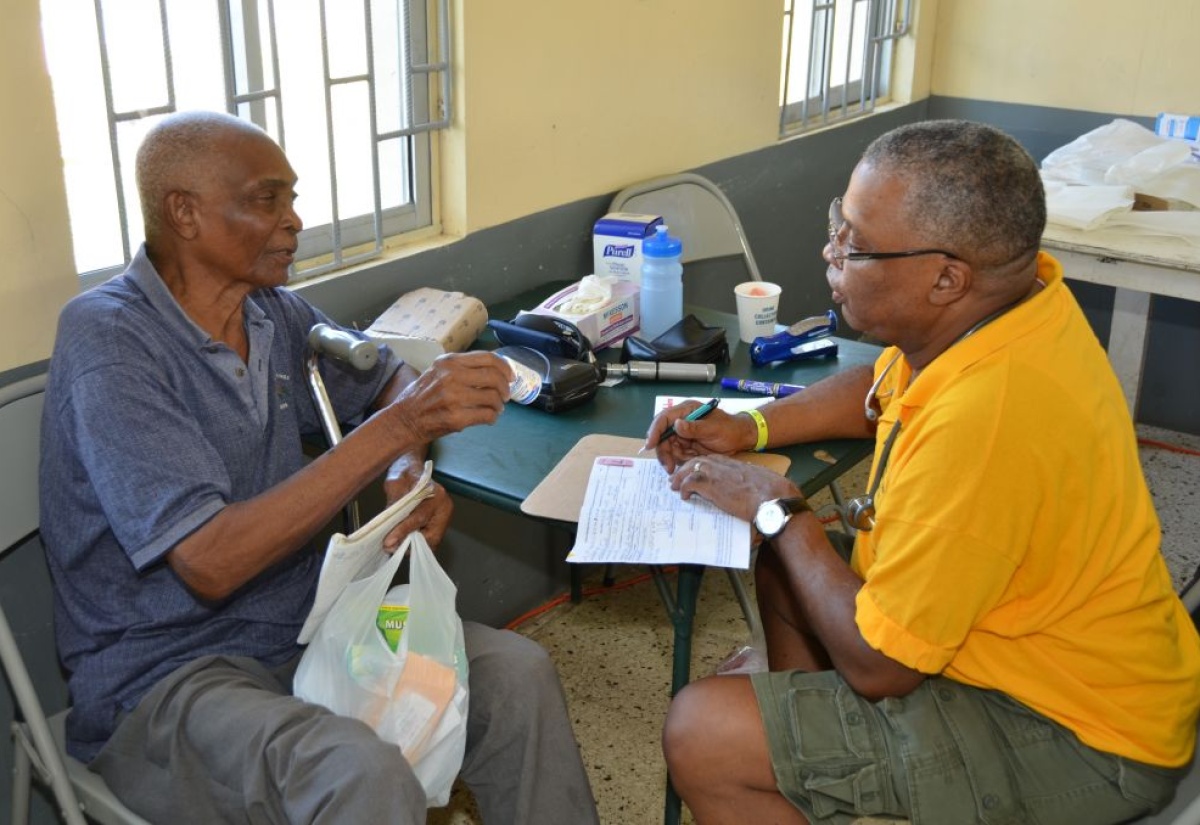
[446,1,783,234]
[0,0,79,372]
[931,0,1197,115]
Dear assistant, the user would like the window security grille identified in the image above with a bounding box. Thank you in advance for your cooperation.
[779,0,911,137]
[40,0,451,288]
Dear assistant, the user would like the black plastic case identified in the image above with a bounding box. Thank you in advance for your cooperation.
[494,345,601,414]
[619,314,729,364]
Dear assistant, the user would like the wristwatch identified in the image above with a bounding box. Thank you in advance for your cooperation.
[753,496,811,538]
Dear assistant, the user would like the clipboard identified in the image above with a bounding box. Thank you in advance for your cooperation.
[520,433,791,523]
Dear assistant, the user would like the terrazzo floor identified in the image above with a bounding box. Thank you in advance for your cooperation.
[430,424,1200,825]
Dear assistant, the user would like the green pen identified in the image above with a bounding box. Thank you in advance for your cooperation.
[641,398,721,454]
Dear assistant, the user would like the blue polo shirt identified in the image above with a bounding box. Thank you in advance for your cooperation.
[39,247,400,761]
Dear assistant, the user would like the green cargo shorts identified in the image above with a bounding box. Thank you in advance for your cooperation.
[751,670,1184,824]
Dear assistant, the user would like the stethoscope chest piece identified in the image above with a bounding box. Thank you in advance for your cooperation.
[845,418,903,533]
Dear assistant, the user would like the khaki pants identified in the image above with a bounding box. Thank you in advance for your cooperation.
[92,622,599,825]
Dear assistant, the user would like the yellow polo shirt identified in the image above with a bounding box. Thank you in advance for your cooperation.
[852,252,1200,767]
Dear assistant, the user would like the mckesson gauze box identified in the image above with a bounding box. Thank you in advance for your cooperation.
[529,275,640,351]
[593,212,663,283]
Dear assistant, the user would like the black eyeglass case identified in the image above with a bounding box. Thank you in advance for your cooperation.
[619,314,730,365]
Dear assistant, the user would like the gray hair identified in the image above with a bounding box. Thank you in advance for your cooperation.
[861,120,1045,271]
[135,111,268,239]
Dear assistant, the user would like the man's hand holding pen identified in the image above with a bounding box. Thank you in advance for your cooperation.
[643,399,761,472]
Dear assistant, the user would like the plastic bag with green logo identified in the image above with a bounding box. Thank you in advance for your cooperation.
[294,463,468,807]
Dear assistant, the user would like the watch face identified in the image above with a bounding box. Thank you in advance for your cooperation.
[755,501,787,537]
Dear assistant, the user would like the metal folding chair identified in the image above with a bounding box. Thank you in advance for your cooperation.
[610,171,763,316]
[1,374,150,825]
[0,326,374,825]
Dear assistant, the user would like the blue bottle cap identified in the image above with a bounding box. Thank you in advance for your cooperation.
[642,225,682,258]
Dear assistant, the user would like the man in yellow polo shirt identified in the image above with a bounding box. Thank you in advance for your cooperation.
[645,119,1200,824]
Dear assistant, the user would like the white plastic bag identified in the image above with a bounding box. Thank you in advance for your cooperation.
[1040,119,1166,186]
[294,516,468,807]
[1042,179,1134,230]
[1041,118,1200,209]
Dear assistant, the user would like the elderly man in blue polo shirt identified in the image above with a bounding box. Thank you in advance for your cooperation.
[39,110,598,824]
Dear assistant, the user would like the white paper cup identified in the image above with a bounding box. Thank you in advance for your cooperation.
[734,282,782,343]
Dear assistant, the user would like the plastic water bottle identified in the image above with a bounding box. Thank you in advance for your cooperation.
[500,354,543,405]
[639,225,683,340]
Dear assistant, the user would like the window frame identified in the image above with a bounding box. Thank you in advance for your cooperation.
[41,0,452,291]
[779,0,912,138]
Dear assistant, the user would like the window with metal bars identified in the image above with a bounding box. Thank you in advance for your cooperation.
[779,0,911,137]
[40,0,451,289]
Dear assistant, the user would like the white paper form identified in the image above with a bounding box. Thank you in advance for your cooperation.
[568,456,751,569]
[655,395,770,416]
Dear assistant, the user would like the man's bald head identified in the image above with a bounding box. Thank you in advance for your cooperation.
[136,111,274,240]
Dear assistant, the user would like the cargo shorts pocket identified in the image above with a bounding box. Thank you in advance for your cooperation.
[764,671,899,820]
[890,682,1007,825]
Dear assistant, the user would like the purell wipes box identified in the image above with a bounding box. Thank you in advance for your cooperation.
[593,212,663,283]
[529,274,640,350]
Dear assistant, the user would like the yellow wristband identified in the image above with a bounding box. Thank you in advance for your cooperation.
[743,409,769,452]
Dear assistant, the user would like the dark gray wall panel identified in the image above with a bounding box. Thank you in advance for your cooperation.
[294,198,610,331]
[926,96,1155,161]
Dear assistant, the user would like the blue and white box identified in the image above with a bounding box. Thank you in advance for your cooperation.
[1156,113,1200,142]
[1155,113,1200,161]
[593,212,663,283]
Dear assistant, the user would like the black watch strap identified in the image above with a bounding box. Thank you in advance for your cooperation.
[778,496,811,516]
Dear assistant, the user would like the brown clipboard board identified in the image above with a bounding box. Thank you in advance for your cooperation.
[520,433,791,523]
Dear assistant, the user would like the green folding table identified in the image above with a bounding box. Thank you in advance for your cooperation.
[430,284,879,824]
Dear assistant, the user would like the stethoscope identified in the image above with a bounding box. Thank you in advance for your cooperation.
[846,352,903,532]
[844,291,1034,532]
[863,351,902,424]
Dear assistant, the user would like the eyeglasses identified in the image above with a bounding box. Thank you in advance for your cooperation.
[827,197,959,269]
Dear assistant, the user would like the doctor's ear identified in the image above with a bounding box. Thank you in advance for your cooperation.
[929,258,971,306]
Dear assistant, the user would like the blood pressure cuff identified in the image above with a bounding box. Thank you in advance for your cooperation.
[619,314,729,364]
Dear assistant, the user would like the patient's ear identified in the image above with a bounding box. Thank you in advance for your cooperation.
[163,190,200,240]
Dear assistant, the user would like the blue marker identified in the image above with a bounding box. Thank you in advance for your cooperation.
[720,378,805,397]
